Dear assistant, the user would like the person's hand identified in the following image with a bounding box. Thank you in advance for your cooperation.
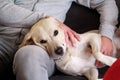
[95,36,113,67]
[56,20,80,47]
[101,36,113,56]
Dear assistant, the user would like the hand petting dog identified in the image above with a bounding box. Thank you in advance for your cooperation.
[56,19,80,47]
[57,19,115,68]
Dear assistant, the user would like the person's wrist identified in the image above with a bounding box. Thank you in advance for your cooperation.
[101,36,112,42]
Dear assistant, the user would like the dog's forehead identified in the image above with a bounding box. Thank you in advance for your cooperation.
[40,18,60,32]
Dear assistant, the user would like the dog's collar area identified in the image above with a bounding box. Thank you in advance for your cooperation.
[53,57,63,62]
[53,53,69,62]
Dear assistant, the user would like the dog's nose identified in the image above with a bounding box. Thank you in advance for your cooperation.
[55,47,63,55]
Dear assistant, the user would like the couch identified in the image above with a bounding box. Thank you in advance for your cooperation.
[4,0,120,80]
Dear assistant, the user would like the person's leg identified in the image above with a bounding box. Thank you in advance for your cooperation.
[0,35,18,79]
[13,45,55,80]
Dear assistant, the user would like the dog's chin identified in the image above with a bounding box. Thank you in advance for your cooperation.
[53,56,63,61]
[52,52,66,61]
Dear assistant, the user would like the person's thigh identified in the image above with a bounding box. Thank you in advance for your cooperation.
[13,45,55,80]
[0,36,18,78]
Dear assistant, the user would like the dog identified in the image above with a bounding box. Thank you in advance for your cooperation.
[19,16,120,80]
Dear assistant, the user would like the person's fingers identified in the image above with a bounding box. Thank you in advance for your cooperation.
[107,51,113,56]
[71,31,80,41]
[101,46,113,56]
[64,31,69,48]
[110,49,113,56]
[101,36,113,56]
[57,19,80,47]
[67,31,76,47]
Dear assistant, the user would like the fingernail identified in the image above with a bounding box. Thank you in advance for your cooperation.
[67,44,69,48]
[73,43,76,47]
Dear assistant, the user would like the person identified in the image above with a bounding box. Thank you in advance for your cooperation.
[0,0,118,80]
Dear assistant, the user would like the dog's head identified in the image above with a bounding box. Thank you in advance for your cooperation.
[26,16,67,59]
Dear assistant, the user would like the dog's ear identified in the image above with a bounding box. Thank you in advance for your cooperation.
[19,32,32,48]
[32,38,46,50]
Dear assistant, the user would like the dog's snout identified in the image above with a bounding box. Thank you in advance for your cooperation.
[55,47,63,55]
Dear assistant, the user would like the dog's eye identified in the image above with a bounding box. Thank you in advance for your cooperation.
[40,40,47,44]
[54,30,58,36]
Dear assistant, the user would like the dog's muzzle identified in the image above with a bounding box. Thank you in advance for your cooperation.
[54,47,63,55]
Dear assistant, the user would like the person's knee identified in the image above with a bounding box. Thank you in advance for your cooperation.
[13,45,55,78]
[14,45,49,62]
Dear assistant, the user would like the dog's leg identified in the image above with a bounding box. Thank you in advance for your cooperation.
[89,35,117,66]
[84,68,98,80]
[94,52,117,66]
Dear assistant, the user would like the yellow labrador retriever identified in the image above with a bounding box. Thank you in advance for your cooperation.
[19,16,120,80]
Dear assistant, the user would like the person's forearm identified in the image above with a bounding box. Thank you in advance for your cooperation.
[91,0,118,40]
[75,0,118,40]
[0,0,45,28]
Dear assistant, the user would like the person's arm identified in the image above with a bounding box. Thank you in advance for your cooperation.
[90,0,118,40]
[74,0,118,40]
[90,0,118,56]
[0,0,46,28]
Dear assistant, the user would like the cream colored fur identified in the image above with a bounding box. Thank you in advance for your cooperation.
[19,16,120,80]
